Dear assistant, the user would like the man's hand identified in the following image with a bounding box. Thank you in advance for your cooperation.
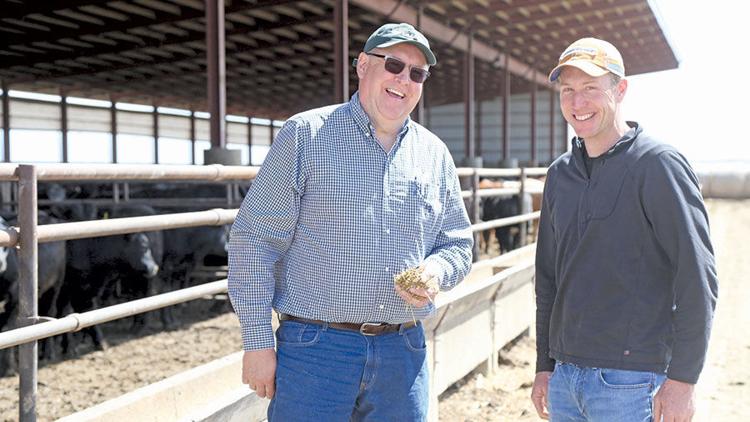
[653,378,695,422]
[531,371,552,420]
[394,263,440,308]
[242,348,277,399]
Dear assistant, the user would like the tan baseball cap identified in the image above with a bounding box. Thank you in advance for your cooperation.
[548,37,625,82]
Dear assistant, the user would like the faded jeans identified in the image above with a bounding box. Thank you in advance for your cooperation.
[549,361,667,422]
[267,320,429,422]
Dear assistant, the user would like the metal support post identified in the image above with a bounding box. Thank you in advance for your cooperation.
[518,167,527,247]
[333,0,349,103]
[502,61,510,162]
[530,81,537,166]
[205,0,227,149]
[110,100,118,163]
[476,100,482,157]
[471,168,481,261]
[60,93,68,163]
[247,117,253,166]
[190,111,196,165]
[17,165,39,422]
[153,106,159,164]
[464,33,475,161]
[3,81,11,162]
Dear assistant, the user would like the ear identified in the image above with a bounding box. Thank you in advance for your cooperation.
[615,78,628,102]
[355,52,369,78]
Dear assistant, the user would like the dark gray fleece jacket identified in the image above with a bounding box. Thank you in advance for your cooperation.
[535,122,718,384]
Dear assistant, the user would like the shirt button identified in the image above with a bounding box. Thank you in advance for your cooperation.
[623,350,630,356]
[385,266,390,272]
[385,228,390,234]
[379,304,385,310]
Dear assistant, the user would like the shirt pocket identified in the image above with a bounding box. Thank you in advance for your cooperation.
[413,179,442,216]
[390,175,443,230]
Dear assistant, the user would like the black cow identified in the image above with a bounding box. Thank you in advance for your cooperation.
[58,204,163,352]
[156,224,229,326]
[0,213,67,376]
[162,224,228,288]
[481,195,521,254]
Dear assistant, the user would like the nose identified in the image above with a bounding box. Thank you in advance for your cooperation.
[571,91,588,108]
[393,68,410,83]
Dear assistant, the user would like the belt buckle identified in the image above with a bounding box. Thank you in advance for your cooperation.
[359,322,384,336]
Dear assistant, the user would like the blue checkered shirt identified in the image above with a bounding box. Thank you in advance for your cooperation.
[228,93,473,351]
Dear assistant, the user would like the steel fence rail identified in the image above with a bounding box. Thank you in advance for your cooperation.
[0,209,239,247]
[0,227,17,247]
[0,163,259,182]
[0,164,18,181]
[470,211,541,232]
[0,280,228,351]
[476,187,521,197]
[34,164,259,181]
[524,167,548,177]
[460,187,523,199]
[455,167,548,178]
[37,208,238,244]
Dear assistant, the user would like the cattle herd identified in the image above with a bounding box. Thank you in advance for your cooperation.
[0,176,543,378]
[0,182,234,376]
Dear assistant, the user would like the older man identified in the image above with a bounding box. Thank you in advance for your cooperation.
[530,38,718,422]
[228,23,473,421]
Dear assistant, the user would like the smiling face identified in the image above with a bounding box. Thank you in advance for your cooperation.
[356,43,427,134]
[559,66,627,146]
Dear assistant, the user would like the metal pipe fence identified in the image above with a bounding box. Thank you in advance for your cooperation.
[0,280,227,350]
[0,162,547,422]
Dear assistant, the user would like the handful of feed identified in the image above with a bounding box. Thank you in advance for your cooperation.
[393,267,428,300]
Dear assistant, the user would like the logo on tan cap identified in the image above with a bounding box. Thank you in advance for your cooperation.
[548,37,625,82]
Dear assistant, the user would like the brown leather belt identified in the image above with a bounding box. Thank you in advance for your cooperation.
[279,314,417,336]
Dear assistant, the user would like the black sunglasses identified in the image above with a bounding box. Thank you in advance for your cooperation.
[366,53,431,84]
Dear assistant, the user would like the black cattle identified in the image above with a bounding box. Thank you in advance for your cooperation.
[0,214,67,376]
[162,224,228,288]
[157,224,229,326]
[481,195,521,254]
[58,204,163,352]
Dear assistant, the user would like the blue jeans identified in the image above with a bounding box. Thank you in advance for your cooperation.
[548,361,666,422]
[267,320,429,422]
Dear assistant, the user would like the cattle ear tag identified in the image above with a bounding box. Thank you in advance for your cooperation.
[102,211,109,220]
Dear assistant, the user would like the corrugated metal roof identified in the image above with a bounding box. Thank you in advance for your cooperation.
[0,0,678,119]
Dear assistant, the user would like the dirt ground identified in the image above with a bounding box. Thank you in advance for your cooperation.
[438,199,750,421]
[0,300,243,421]
[0,199,747,421]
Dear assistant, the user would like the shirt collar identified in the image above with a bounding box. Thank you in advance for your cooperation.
[573,121,642,157]
[348,91,412,140]
[571,122,642,177]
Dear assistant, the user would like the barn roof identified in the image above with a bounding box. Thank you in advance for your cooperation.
[0,0,678,119]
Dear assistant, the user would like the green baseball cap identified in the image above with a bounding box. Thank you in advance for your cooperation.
[364,23,437,66]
